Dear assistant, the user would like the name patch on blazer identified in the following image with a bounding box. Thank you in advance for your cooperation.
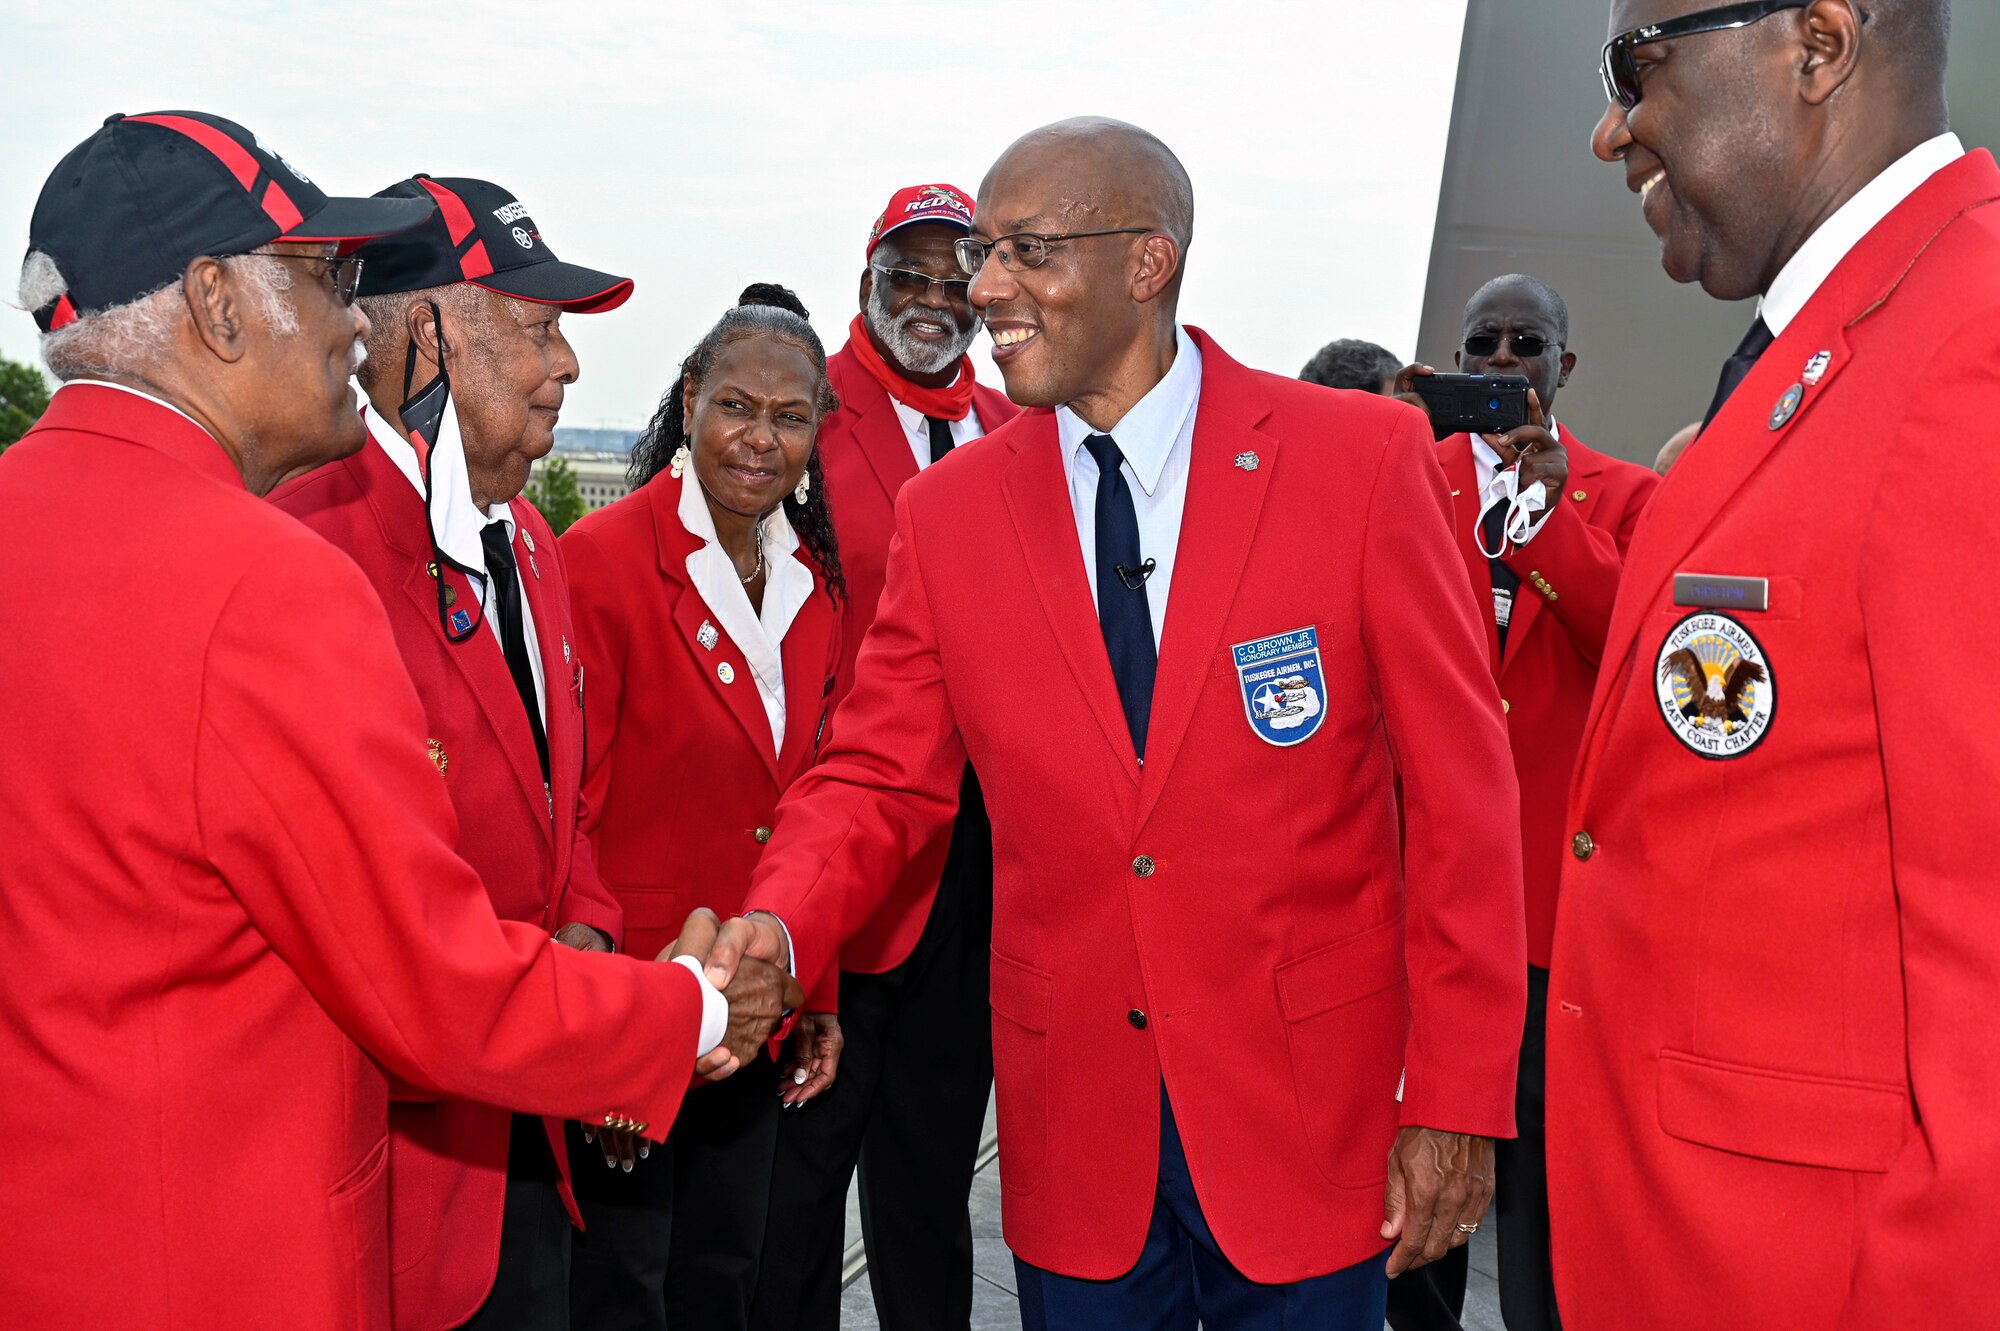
[1673,573,1769,612]
[1233,626,1327,747]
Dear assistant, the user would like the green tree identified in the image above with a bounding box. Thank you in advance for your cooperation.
[525,454,587,535]
[0,352,52,453]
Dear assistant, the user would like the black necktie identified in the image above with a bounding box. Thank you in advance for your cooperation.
[479,521,550,784]
[1701,316,1776,431]
[925,414,956,465]
[1084,433,1156,760]
[1481,470,1522,656]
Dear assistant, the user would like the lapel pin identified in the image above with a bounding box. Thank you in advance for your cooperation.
[718,662,735,685]
[562,636,571,664]
[1802,351,1831,386]
[1769,383,1804,431]
[698,621,719,651]
[1572,489,1588,502]
[528,555,541,580]
[450,608,473,634]
[426,738,449,776]
[1233,451,1260,472]
[427,561,441,578]
[522,531,536,554]
[442,584,457,606]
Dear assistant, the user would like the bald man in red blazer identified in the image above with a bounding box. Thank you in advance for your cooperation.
[1553,76,2000,1331]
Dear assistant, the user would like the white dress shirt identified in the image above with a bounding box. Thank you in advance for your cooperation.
[1760,132,1965,334]
[366,403,547,724]
[888,395,986,472]
[678,468,814,759]
[73,378,207,431]
[1471,421,1562,550]
[1056,325,1203,649]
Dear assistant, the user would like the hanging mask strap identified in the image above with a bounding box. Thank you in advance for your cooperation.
[401,299,487,644]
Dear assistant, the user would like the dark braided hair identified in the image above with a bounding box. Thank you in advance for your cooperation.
[629,282,845,605]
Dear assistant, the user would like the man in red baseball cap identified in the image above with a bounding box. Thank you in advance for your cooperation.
[0,113,795,1330]
[270,174,655,1331]
[751,182,1017,1331]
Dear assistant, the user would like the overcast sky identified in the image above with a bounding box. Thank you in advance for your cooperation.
[3,0,1469,429]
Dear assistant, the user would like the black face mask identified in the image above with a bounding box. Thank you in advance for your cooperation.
[401,301,488,645]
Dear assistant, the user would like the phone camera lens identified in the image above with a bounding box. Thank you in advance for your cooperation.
[1488,398,1501,411]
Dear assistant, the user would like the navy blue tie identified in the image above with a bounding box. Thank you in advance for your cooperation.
[1085,433,1156,760]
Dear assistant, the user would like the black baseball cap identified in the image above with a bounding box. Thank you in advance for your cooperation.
[354,175,634,313]
[25,110,433,333]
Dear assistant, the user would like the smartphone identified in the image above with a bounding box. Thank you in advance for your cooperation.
[1410,373,1531,442]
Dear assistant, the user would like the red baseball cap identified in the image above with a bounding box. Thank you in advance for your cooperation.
[865,183,975,259]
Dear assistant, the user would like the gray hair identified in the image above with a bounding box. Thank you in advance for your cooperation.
[354,283,493,393]
[17,251,300,382]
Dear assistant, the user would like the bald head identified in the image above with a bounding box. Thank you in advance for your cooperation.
[983,117,1194,254]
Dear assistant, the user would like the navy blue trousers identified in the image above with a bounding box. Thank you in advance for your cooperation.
[1015,1087,1389,1330]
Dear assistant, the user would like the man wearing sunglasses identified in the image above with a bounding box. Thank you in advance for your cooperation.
[752,182,1017,1331]
[700,116,1526,1331]
[1393,274,1658,1331]
[269,175,665,1331]
[1553,3,2000,1329]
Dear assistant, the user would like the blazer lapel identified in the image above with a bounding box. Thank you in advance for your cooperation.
[1000,412,1143,785]
[1134,356,1275,828]
[836,357,922,508]
[361,439,551,831]
[1441,436,1502,677]
[651,478,782,784]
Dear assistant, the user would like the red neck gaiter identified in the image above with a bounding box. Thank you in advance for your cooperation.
[847,314,978,421]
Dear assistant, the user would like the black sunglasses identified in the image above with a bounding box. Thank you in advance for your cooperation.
[870,263,971,301]
[1464,331,1556,359]
[1600,0,1829,109]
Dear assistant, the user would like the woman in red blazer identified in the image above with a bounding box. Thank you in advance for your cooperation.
[560,285,844,1331]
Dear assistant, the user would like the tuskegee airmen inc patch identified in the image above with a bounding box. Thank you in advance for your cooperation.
[1232,626,1327,747]
[1654,610,1775,759]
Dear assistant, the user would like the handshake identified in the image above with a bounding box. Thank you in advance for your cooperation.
[660,907,801,1081]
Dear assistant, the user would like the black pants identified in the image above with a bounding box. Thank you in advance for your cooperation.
[1495,964,1560,1331]
[751,768,995,1331]
[1387,965,1559,1331]
[569,1053,781,1331]
[463,1114,572,1331]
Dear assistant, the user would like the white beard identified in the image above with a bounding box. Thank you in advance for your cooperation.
[864,280,977,376]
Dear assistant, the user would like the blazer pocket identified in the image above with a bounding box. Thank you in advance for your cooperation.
[989,949,1053,1196]
[1656,1049,1907,1173]
[327,1134,391,1328]
[615,886,681,962]
[1277,915,1408,1189]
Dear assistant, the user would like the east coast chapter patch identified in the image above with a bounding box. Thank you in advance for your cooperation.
[1654,610,1775,759]
[1232,626,1326,747]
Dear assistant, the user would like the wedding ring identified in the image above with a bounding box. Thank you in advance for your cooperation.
[1456,1223,1480,1234]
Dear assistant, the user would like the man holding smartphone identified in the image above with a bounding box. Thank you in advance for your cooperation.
[1392,275,1658,1331]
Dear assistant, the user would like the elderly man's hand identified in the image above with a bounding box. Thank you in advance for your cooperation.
[1486,388,1568,507]
[1381,1127,1495,1277]
[692,957,802,1082]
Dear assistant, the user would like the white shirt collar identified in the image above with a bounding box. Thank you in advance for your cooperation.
[1759,132,1965,334]
[364,401,515,553]
[70,379,209,434]
[1471,421,1560,480]
[1056,325,1202,496]
[676,470,812,757]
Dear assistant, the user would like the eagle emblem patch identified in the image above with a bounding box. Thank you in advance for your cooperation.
[1655,611,1775,759]
[1232,626,1326,747]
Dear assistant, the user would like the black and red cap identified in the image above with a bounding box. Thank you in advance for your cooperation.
[353,175,634,313]
[25,110,433,333]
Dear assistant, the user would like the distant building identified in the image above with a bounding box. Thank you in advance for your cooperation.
[533,450,633,511]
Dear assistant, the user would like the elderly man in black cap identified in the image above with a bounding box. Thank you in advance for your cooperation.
[271,174,648,1331]
[0,112,794,1331]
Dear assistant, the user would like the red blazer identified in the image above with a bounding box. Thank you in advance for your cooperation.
[272,432,626,1330]
[1548,150,2000,1331]
[1436,430,1657,967]
[819,343,1018,973]
[0,386,701,1330]
[562,469,842,1009]
[745,331,1526,1283]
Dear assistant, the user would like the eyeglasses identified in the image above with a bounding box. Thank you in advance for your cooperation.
[246,251,366,306]
[954,228,1151,275]
[869,263,971,301]
[1463,331,1557,359]
[1600,0,1825,109]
